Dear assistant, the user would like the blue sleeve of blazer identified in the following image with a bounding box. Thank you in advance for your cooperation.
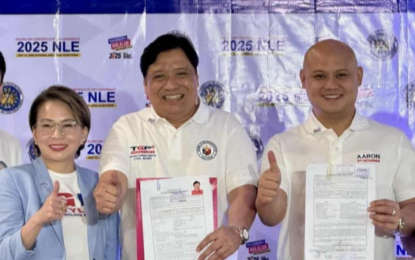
[0,165,38,260]
[0,158,119,260]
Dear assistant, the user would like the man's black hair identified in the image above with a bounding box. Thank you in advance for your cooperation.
[0,51,6,84]
[193,181,200,186]
[140,33,199,78]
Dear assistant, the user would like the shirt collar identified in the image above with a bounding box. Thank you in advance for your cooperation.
[304,110,369,135]
[145,99,209,126]
[348,113,369,131]
[190,101,209,124]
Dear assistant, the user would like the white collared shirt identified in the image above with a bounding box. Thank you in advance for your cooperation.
[261,112,415,260]
[0,128,22,169]
[100,103,258,260]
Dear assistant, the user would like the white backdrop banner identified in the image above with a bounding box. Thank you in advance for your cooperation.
[0,6,414,260]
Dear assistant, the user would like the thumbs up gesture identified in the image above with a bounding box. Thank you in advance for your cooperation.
[257,151,282,206]
[94,171,123,214]
[36,181,67,225]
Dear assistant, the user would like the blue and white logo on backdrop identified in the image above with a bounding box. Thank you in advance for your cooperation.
[0,82,24,114]
[26,138,38,162]
[199,81,225,109]
[367,29,398,61]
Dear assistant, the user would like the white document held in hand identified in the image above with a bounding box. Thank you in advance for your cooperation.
[140,175,214,260]
[305,164,376,260]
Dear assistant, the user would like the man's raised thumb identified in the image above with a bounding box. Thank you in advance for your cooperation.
[267,151,279,173]
[110,171,120,186]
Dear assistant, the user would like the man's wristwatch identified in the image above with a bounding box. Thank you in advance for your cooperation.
[230,224,249,245]
[393,217,405,236]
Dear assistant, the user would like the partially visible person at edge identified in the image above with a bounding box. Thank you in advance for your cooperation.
[0,86,118,260]
[0,51,22,169]
[256,39,415,259]
[94,33,258,260]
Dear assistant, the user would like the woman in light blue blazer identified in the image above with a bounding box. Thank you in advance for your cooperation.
[0,86,117,260]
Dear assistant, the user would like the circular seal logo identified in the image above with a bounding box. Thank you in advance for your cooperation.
[196,140,218,160]
[248,133,264,161]
[199,81,225,109]
[367,29,398,61]
[0,82,24,114]
[403,80,415,110]
[26,138,38,162]
[0,161,7,170]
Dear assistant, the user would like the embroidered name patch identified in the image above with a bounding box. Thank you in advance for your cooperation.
[357,153,380,163]
[130,145,156,160]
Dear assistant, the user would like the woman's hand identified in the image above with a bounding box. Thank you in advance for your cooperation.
[21,180,67,250]
[34,181,67,225]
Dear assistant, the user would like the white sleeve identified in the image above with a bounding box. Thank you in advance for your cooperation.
[0,130,22,167]
[224,116,258,193]
[99,116,130,178]
[393,132,415,202]
[260,135,290,197]
[11,137,22,167]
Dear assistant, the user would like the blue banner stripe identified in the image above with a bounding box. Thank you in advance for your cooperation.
[0,0,414,14]
[0,0,145,14]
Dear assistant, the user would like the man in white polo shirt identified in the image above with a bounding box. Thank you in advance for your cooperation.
[94,33,258,260]
[256,39,415,259]
[0,51,22,170]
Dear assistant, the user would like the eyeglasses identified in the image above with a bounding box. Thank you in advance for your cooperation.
[35,119,80,136]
